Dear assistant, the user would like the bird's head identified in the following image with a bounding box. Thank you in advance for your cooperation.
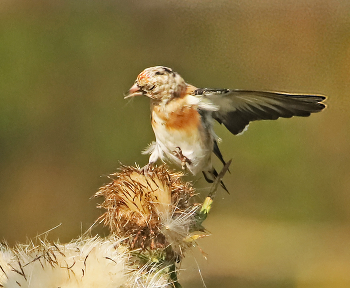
[126,66,187,102]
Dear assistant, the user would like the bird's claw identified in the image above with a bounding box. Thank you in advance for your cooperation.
[140,163,154,176]
[173,147,191,170]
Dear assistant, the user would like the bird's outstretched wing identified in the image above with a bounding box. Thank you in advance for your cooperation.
[195,89,326,135]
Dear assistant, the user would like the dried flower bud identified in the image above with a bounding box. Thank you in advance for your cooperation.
[95,165,199,258]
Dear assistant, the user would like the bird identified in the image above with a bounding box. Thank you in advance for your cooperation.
[125,66,326,190]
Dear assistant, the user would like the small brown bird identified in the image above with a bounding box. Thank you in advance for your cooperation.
[126,66,326,188]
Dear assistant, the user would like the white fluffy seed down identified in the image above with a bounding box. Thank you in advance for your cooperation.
[0,236,169,288]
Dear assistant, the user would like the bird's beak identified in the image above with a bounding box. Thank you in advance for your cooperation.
[124,83,143,99]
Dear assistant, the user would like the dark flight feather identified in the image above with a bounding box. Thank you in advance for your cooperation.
[196,89,326,135]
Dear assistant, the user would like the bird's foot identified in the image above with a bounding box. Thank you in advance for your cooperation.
[173,147,192,170]
[139,163,154,176]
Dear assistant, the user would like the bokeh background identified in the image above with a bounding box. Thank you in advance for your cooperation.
[0,0,349,287]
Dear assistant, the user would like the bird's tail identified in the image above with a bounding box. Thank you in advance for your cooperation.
[202,167,229,193]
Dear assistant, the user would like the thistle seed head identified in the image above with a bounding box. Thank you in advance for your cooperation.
[95,165,198,256]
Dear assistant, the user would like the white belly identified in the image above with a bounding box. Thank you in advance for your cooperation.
[152,112,213,175]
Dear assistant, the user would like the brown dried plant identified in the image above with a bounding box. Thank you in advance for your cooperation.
[95,165,200,259]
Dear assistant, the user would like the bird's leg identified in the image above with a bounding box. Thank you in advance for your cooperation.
[140,162,154,175]
[173,147,191,170]
[140,149,159,175]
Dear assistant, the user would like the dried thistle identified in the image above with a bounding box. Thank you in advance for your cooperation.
[95,165,200,258]
[0,236,171,288]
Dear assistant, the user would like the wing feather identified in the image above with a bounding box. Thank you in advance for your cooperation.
[196,89,326,135]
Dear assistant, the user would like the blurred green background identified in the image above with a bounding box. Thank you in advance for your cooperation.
[0,0,349,287]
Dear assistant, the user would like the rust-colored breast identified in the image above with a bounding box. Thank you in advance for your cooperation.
[152,99,201,135]
[166,105,200,133]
